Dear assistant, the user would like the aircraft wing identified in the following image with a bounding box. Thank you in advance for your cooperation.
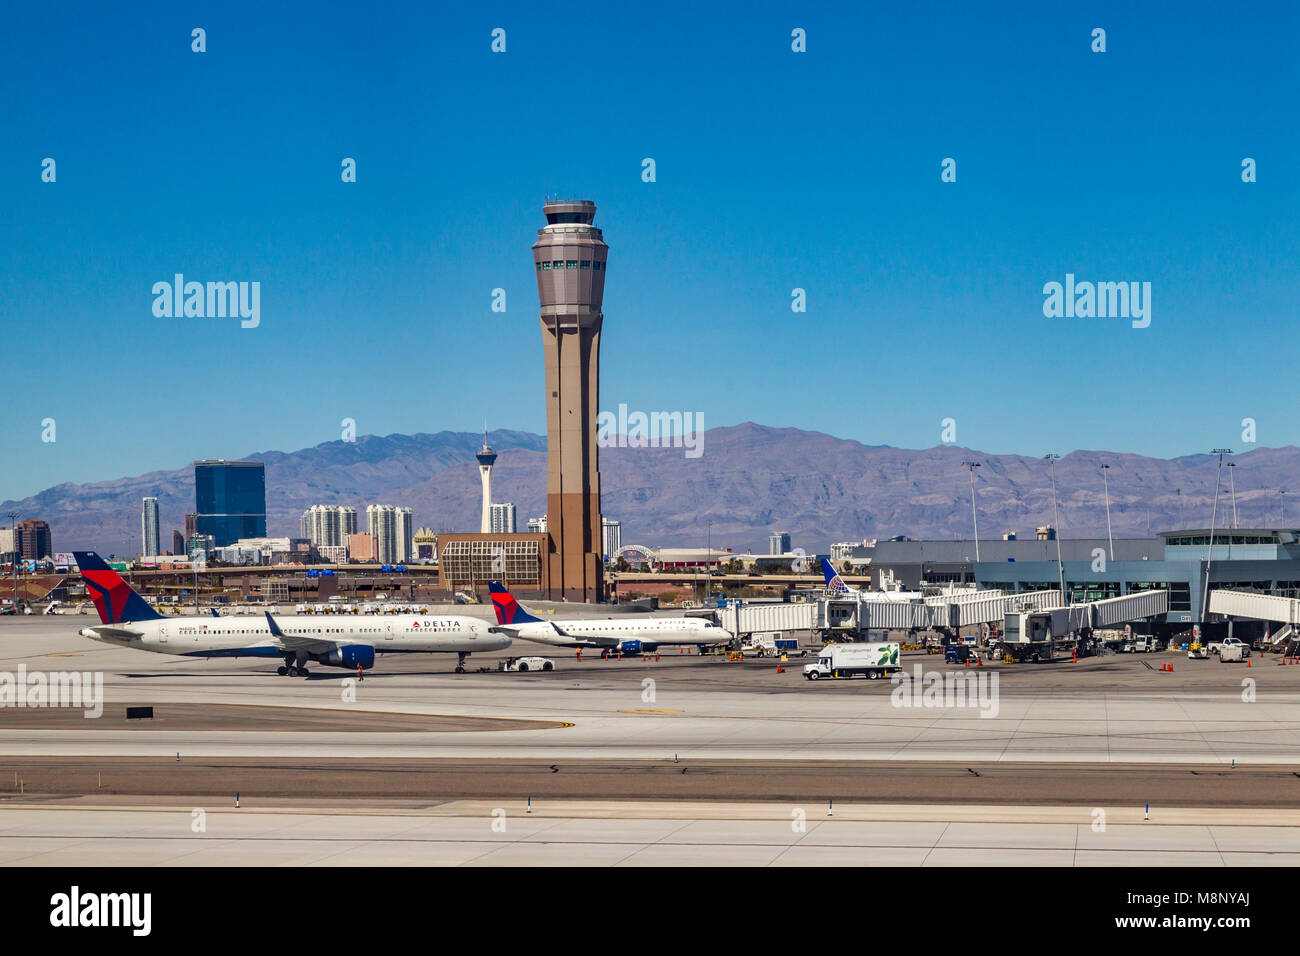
[491,621,619,647]
[263,611,340,655]
[547,622,619,646]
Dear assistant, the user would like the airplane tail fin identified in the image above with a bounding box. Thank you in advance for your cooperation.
[821,557,854,594]
[73,551,164,624]
[488,581,543,625]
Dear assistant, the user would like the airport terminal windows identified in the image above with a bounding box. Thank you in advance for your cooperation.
[1014,582,1060,593]
[1130,580,1191,612]
[1069,581,1122,603]
[1167,534,1276,546]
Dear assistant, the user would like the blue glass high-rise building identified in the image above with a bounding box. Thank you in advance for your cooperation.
[194,460,266,546]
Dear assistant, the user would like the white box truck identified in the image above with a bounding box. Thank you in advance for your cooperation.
[803,642,901,681]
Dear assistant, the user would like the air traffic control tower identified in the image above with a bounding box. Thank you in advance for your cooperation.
[533,199,606,602]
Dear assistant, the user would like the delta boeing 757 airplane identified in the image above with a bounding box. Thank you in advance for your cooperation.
[73,551,510,675]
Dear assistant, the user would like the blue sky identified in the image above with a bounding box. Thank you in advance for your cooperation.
[2,0,1297,499]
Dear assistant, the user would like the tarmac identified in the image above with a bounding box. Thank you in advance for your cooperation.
[3,615,1300,865]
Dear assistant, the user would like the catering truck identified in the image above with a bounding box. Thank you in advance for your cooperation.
[803,642,901,681]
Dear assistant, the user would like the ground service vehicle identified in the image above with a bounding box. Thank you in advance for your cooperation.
[498,656,555,672]
[1218,638,1250,661]
[945,644,980,664]
[804,642,901,681]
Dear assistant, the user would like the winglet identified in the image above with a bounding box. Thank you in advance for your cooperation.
[264,611,284,638]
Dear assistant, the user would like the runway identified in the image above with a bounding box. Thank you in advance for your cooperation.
[4,801,1299,866]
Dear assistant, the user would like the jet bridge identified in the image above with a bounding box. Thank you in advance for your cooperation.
[1208,589,1300,651]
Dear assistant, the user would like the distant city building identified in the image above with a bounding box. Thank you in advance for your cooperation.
[366,505,413,564]
[654,547,730,571]
[187,533,215,561]
[300,505,358,548]
[769,531,791,555]
[830,540,871,562]
[141,497,160,557]
[194,460,266,547]
[15,519,52,561]
[1036,526,1056,541]
[602,517,622,560]
[317,545,347,564]
[184,513,198,538]
[412,527,438,563]
[490,502,517,534]
[348,532,375,562]
[171,530,185,554]
[526,515,547,534]
[217,536,306,565]
[0,529,14,560]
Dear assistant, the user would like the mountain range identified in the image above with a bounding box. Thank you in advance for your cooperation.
[3,424,1292,558]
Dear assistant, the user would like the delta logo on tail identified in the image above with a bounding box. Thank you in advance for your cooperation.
[487,581,542,625]
[73,552,164,624]
[821,558,854,594]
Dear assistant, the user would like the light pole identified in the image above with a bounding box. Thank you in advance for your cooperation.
[1045,455,1065,601]
[1226,462,1238,530]
[706,519,712,602]
[7,513,17,608]
[961,461,981,563]
[1100,463,1114,563]
[1202,449,1232,622]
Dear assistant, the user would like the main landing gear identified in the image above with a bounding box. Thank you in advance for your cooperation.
[455,651,468,674]
[278,656,311,677]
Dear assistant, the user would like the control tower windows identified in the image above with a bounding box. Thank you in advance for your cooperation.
[566,260,578,269]
[580,260,591,269]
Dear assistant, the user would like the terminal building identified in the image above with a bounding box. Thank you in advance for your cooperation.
[974,529,1300,625]
[865,529,1300,627]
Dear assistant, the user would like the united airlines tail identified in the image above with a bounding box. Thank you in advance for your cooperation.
[821,558,856,594]
[73,551,164,624]
[488,581,543,625]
